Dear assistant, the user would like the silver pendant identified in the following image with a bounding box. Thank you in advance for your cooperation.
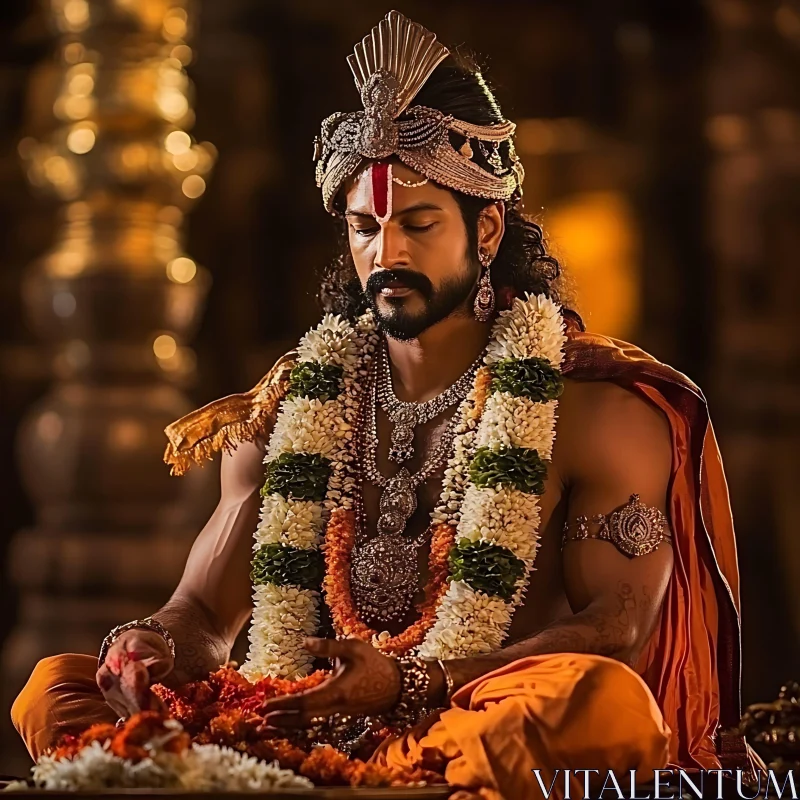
[351,533,418,621]
[388,406,417,463]
[377,467,417,536]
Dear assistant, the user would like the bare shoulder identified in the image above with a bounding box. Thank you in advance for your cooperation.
[555,378,672,489]
[219,435,269,502]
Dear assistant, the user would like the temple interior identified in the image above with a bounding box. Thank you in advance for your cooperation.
[0,0,798,779]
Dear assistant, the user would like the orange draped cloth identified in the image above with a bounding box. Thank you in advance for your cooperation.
[370,653,671,800]
[11,319,748,796]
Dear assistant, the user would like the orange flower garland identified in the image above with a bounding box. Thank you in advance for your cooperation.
[470,365,492,421]
[323,507,456,654]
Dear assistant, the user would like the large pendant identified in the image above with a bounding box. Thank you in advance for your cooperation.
[351,533,418,622]
[388,406,417,463]
[377,467,417,536]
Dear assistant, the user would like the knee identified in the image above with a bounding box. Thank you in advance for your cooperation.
[570,656,671,765]
[11,654,94,734]
[11,656,63,733]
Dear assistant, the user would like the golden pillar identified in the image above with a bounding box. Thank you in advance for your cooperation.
[2,0,216,769]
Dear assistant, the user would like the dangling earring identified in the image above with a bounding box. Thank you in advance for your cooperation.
[474,248,495,323]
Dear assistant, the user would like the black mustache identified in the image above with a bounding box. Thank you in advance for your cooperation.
[366,269,432,296]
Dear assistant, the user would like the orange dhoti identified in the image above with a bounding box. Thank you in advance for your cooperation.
[371,653,670,799]
[12,651,670,800]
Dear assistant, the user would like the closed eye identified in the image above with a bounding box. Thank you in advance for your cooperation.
[350,222,436,237]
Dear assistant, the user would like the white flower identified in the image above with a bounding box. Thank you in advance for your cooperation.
[181,745,312,791]
[476,394,558,458]
[457,484,542,561]
[417,581,512,659]
[371,630,392,647]
[240,584,319,679]
[296,314,361,369]
[24,736,313,792]
[485,293,566,367]
[256,494,323,549]
[267,396,348,458]
[28,743,174,790]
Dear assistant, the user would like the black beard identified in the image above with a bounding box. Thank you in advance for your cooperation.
[364,265,478,341]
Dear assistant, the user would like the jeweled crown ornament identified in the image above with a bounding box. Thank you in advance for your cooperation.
[313,10,525,213]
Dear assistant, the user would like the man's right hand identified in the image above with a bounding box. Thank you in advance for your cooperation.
[96,628,174,719]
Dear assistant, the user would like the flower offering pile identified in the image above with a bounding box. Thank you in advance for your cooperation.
[8,668,444,792]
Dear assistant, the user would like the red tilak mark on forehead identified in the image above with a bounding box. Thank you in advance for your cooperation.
[370,161,392,223]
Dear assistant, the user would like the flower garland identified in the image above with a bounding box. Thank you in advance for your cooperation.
[241,293,565,678]
[240,313,378,680]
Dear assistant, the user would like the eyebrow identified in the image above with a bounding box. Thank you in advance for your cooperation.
[344,202,443,218]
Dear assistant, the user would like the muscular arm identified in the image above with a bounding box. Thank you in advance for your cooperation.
[151,436,268,685]
[439,382,675,696]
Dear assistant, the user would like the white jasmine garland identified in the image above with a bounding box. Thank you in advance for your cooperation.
[485,294,567,367]
[240,584,320,680]
[417,293,565,660]
[266,396,348,459]
[475,394,558,457]
[417,581,511,659]
[457,484,542,562]
[255,495,323,550]
[244,293,565,674]
[296,313,361,369]
[240,312,378,679]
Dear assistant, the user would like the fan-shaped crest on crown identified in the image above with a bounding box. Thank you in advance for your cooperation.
[346,10,450,120]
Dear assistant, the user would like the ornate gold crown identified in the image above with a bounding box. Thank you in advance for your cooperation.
[313,10,524,213]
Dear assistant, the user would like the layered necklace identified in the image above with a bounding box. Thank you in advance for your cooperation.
[239,295,566,682]
[350,343,482,623]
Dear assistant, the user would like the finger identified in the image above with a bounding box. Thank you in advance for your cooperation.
[97,675,132,720]
[119,660,150,713]
[261,710,310,729]
[105,649,124,676]
[97,664,131,718]
[96,663,116,693]
[261,672,347,715]
[140,656,174,683]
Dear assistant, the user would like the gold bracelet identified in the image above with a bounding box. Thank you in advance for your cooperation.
[98,617,175,669]
[386,656,431,728]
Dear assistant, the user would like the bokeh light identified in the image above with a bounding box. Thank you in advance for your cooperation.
[181,175,206,198]
[167,257,197,283]
[152,334,177,360]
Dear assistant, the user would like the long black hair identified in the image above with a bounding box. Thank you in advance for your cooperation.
[317,49,578,323]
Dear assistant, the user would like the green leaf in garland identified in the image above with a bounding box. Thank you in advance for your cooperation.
[469,445,548,494]
[491,357,564,402]
[449,538,526,600]
[251,543,324,590]
[287,361,344,402]
[261,452,331,501]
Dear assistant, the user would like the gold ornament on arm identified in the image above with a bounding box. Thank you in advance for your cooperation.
[561,494,672,558]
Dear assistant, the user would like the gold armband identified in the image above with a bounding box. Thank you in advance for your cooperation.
[561,494,671,558]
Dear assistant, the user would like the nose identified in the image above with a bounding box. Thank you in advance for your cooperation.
[374,223,409,271]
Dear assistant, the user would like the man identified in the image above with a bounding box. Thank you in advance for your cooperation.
[12,11,751,800]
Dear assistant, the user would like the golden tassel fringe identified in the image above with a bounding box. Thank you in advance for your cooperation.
[162,352,296,476]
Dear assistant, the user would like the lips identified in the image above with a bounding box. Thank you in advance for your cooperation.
[380,285,413,297]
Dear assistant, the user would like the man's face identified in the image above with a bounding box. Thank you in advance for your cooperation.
[344,161,478,340]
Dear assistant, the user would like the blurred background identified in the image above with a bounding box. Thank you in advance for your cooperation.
[1,0,798,775]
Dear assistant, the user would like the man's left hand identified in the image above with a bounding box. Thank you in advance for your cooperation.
[261,637,401,728]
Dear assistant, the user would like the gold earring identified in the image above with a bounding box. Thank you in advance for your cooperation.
[474,249,495,322]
